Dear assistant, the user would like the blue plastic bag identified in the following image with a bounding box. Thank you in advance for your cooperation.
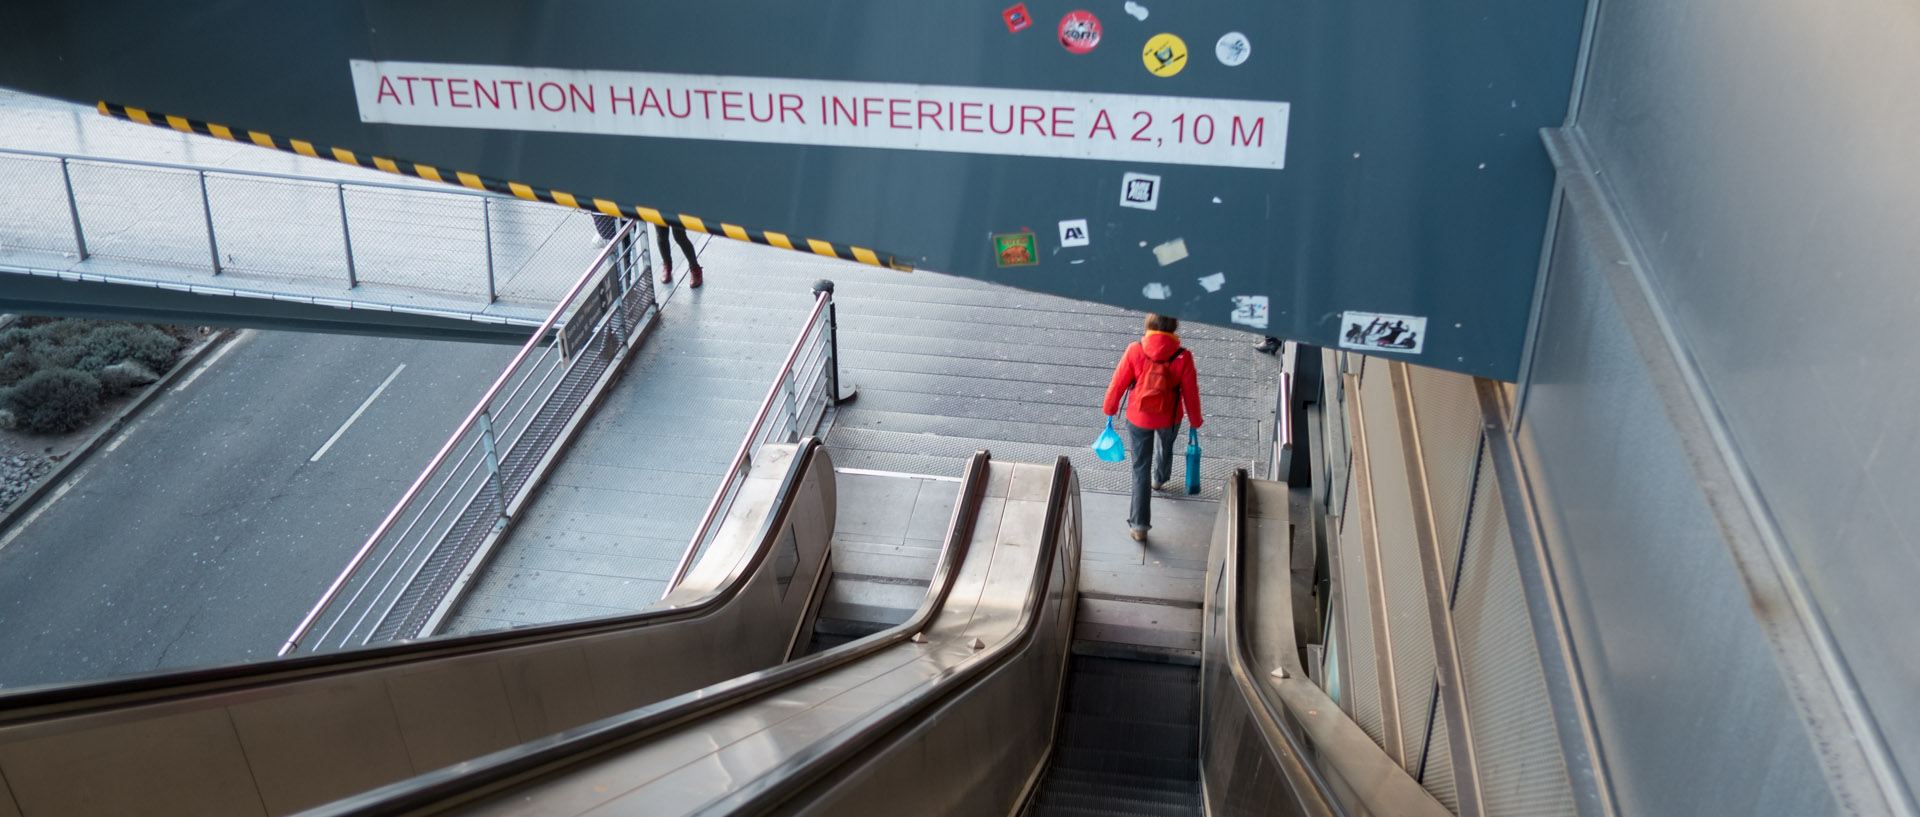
[1185,427,1202,494]
[1092,417,1127,462]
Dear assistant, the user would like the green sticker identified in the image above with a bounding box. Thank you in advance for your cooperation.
[994,232,1038,267]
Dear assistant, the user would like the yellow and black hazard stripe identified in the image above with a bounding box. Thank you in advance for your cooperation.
[97,101,914,272]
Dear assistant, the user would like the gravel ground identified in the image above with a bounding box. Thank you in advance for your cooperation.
[0,448,55,512]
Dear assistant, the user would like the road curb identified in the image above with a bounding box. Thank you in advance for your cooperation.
[0,330,236,541]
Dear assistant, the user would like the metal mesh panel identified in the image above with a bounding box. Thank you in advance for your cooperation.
[1452,443,1577,817]
[1406,364,1485,590]
[343,185,490,299]
[1358,364,1439,770]
[68,160,211,269]
[1337,480,1385,746]
[0,154,78,255]
[203,173,348,284]
[490,199,597,304]
[1422,698,1462,814]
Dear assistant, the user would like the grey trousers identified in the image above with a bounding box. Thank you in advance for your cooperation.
[1127,419,1178,532]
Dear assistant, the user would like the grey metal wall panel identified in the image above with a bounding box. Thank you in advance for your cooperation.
[1519,197,1840,817]
[1339,447,1386,747]
[1423,700,1461,815]
[1358,363,1438,770]
[1453,443,1575,817]
[1575,0,1920,788]
[1407,364,1485,590]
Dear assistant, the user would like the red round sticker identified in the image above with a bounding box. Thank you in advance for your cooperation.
[1058,11,1102,54]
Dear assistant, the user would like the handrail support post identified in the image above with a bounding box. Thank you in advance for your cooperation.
[478,409,508,523]
[199,170,221,274]
[338,183,358,288]
[483,197,497,303]
[60,158,88,260]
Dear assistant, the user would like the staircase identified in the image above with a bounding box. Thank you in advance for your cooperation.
[1025,655,1203,817]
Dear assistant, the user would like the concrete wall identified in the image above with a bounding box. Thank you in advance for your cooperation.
[1513,0,1920,811]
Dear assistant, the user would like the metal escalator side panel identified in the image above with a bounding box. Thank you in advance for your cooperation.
[1200,469,1449,817]
[282,450,1002,817]
[0,439,835,817]
[290,455,1075,817]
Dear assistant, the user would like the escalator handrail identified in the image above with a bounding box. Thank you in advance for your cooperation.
[1220,469,1451,817]
[0,436,828,725]
[693,455,1078,817]
[1221,468,1343,816]
[298,449,1000,817]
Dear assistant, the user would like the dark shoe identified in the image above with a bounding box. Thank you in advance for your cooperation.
[1129,528,1146,541]
[1254,336,1282,355]
[689,265,704,288]
[660,264,673,285]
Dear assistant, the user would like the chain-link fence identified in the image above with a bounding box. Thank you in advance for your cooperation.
[0,146,594,308]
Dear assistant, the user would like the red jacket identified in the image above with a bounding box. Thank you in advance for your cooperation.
[1103,330,1203,430]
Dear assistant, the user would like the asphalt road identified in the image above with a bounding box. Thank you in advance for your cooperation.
[0,329,518,689]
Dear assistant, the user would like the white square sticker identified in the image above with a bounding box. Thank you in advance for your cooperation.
[1339,311,1427,354]
[1120,172,1161,210]
[1059,218,1090,247]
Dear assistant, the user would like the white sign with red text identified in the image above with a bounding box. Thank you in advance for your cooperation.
[348,60,1288,170]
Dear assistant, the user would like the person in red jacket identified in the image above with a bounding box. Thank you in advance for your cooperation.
[1102,313,1203,541]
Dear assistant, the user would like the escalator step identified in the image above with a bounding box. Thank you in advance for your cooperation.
[1063,674,1199,725]
[1049,745,1201,781]
[1040,774,1202,806]
[1055,717,1197,760]
[1028,805,1182,817]
[1037,787,1200,817]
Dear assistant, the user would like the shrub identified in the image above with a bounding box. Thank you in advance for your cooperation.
[76,324,180,373]
[0,348,37,388]
[0,368,102,434]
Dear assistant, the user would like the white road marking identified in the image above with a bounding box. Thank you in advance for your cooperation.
[310,364,406,463]
[0,479,78,553]
[171,330,249,394]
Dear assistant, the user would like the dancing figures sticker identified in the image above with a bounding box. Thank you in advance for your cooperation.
[1339,311,1427,354]
[1059,11,1102,53]
[1142,33,1188,77]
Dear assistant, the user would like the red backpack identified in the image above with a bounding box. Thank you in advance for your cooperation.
[1133,346,1188,415]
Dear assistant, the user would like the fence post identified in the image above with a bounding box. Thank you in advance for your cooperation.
[811,280,855,404]
[483,197,497,303]
[338,184,358,288]
[477,409,508,524]
[60,158,88,260]
[199,170,221,274]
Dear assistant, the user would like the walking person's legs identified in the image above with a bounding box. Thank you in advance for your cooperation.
[1151,423,1178,489]
[1127,419,1157,540]
[654,223,675,283]
[670,225,703,287]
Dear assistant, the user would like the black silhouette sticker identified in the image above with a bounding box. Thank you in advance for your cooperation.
[1339,311,1426,354]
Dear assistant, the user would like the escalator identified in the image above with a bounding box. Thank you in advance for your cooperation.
[0,437,871,817]
[289,466,1447,817]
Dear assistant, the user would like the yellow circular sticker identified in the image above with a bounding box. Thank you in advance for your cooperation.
[1142,33,1188,77]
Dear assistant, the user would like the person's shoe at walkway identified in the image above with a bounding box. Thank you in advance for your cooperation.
[660,264,673,285]
[1153,480,1170,491]
[1130,528,1146,541]
[689,265,704,289]
[1254,336,1282,355]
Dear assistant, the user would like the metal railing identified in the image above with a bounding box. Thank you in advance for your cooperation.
[0,146,590,306]
[281,221,654,654]
[663,281,846,596]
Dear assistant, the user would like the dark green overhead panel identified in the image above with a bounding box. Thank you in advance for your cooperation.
[0,1,1586,379]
